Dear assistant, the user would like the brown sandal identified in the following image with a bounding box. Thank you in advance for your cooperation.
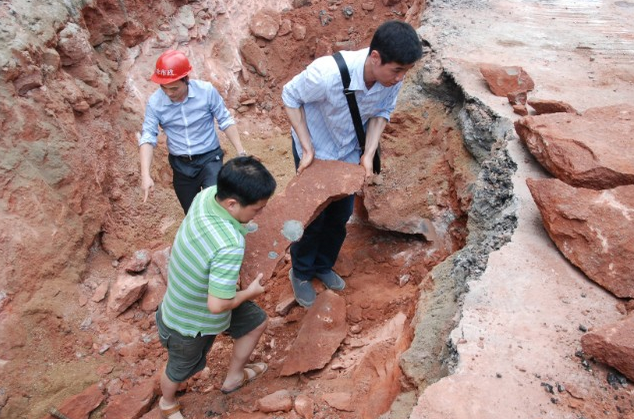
[160,402,182,419]
[220,362,268,394]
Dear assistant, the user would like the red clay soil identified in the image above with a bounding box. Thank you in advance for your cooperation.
[239,0,425,126]
[2,98,458,419]
[2,0,633,417]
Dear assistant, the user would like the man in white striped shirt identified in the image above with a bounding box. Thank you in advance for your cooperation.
[282,20,424,307]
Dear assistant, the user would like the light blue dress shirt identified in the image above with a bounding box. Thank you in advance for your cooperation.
[282,48,401,163]
[139,80,235,156]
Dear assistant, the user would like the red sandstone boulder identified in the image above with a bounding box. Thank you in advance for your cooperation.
[57,23,93,66]
[581,314,634,381]
[349,314,410,417]
[507,91,527,106]
[150,246,171,283]
[240,160,364,286]
[40,383,104,419]
[527,99,578,115]
[292,24,307,41]
[123,249,151,273]
[240,38,268,77]
[362,2,376,11]
[107,273,149,316]
[527,178,634,298]
[361,110,475,250]
[256,389,293,413]
[139,275,166,312]
[516,105,634,189]
[280,291,348,376]
[279,19,292,36]
[512,104,528,116]
[294,394,315,418]
[92,281,109,302]
[480,64,534,97]
[102,379,156,419]
[249,9,281,41]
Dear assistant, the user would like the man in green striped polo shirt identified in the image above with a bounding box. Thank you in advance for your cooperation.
[156,156,276,419]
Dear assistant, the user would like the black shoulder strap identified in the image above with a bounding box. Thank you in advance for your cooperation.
[332,52,381,174]
[333,52,366,147]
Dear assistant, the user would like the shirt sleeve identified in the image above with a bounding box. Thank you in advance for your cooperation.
[139,99,160,147]
[208,245,243,299]
[374,83,402,121]
[282,58,330,108]
[208,86,235,131]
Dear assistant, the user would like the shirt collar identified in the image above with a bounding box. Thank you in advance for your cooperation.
[204,186,248,236]
[349,48,386,94]
[348,48,367,92]
[158,82,196,106]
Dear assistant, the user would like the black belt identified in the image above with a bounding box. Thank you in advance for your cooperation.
[172,147,219,162]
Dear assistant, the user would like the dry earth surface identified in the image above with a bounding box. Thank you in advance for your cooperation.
[411,1,634,418]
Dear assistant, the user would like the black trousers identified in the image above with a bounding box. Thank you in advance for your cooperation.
[168,147,224,214]
[289,141,355,281]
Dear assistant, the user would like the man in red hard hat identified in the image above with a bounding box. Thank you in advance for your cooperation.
[139,50,248,213]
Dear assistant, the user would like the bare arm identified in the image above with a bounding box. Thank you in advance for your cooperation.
[139,143,155,202]
[360,117,387,178]
[207,274,265,314]
[223,124,246,156]
[284,106,315,175]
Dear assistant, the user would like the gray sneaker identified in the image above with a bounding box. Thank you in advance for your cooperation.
[289,269,316,307]
[315,270,346,291]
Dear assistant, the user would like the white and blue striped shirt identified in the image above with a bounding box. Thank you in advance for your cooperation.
[139,80,235,156]
[282,48,401,163]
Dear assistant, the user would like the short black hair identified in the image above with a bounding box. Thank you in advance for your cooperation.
[216,156,276,206]
[369,20,423,65]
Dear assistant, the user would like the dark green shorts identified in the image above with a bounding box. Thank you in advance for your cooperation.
[156,301,267,383]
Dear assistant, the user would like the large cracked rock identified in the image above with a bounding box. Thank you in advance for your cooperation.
[516,104,634,190]
[240,159,365,286]
[361,109,477,250]
[527,178,634,298]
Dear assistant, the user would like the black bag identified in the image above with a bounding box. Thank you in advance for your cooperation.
[333,52,381,174]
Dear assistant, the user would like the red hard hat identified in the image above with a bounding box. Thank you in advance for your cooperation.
[151,50,192,84]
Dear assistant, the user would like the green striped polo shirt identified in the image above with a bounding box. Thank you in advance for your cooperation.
[160,186,248,337]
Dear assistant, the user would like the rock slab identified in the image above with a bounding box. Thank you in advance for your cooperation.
[480,63,535,96]
[280,291,347,376]
[41,384,104,419]
[103,379,156,419]
[516,104,634,190]
[527,178,634,298]
[241,160,365,286]
[581,314,634,382]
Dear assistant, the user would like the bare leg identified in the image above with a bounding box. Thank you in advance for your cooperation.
[160,368,184,419]
[221,319,267,390]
